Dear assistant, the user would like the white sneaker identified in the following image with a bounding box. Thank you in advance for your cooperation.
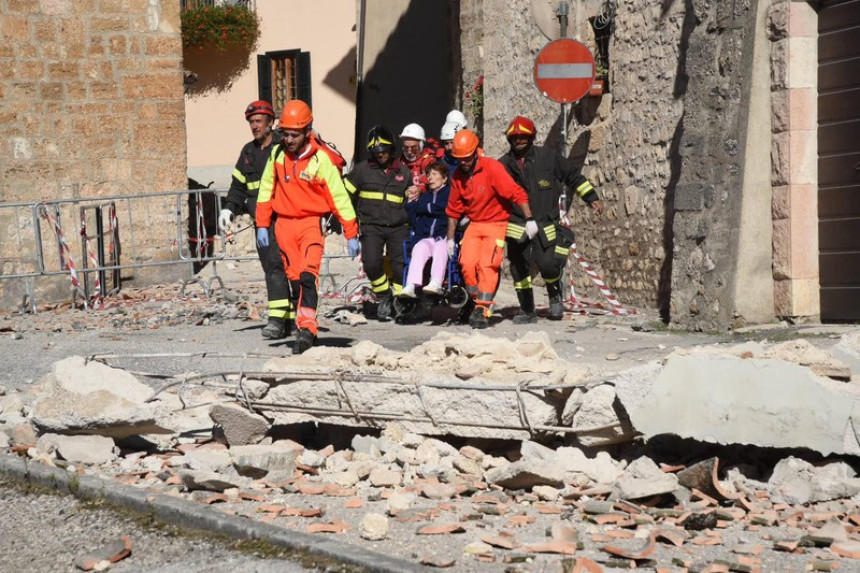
[400,284,417,298]
[423,280,443,295]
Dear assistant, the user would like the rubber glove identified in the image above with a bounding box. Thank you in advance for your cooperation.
[347,237,361,259]
[446,239,456,258]
[256,227,269,248]
[218,209,234,231]
[525,219,539,240]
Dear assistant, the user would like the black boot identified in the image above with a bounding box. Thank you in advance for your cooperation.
[293,328,316,355]
[513,288,537,324]
[468,306,488,329]
[376,290,394,321]
[261,317,288,339]
[546,281,564,321]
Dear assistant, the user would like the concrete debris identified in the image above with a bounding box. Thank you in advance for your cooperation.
[767,456,860,505]
[52,356,154,402]
[358,513,389,541]
[611,457,679,501]
[256,331,590,440]
[208,402,269,446]
[178,469,251,492]
[485,460,565,490]
[832,330,860,377]
[626,354,860,456]
[36,433,117,465]
[229,442,299,478]
[570,383,636,447]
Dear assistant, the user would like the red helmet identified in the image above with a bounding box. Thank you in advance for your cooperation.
[505,116,536,138]
[244,100,275,120]
[451,129,480,159]
[279,100,313,130]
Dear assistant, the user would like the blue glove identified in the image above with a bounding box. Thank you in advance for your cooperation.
[347,237,360,259]
[256,227,269,248]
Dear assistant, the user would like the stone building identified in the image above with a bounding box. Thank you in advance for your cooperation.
[0,0,187,307]
[457,0,859,329]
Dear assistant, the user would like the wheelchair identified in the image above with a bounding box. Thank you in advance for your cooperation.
[393,233,470,321]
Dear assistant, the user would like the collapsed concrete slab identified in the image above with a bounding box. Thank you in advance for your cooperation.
[626,354,860,456]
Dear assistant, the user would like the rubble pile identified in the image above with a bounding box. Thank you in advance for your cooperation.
[1,282,263,334]
[0,331,858,569]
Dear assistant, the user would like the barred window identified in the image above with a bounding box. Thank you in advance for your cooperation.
[258,50,312,114]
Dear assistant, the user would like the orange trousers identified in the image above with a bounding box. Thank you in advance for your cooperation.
[458,221,507,308]
[274,216,323,334]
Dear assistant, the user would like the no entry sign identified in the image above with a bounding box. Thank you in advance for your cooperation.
[534,39,595,103]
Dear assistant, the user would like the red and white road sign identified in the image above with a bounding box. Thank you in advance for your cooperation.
[533,39,595,103]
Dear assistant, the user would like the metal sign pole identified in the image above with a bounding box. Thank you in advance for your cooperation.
[558,2,569,157]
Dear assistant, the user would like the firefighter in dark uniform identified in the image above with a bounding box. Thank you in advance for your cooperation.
[344,125,411,321]
[218,100,293,339]
[498,115,605,323]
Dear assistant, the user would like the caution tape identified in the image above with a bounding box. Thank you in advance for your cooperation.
[38,205,89,309]
[559,197,636,317]
[79,210,103,309]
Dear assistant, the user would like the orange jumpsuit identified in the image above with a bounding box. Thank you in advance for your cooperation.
[446,156,528,311]
[256,138,358,335]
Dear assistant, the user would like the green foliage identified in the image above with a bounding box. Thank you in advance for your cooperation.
[465,75,484,120]
[181,4,260,51]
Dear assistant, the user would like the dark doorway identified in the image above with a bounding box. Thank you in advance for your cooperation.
[355,1,454,162]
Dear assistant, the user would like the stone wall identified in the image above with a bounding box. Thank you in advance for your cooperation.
[0,0,187,308]
[460,0,766,329]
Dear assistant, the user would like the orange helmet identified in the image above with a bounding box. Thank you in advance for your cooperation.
[451,129,479,158]
[244,100,275,120]
[505,116,536,138]
[279,100,313,130]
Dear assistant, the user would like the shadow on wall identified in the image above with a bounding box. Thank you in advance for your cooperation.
[355,1,453,162]
[183,45,254,96]
[323,44,359,103]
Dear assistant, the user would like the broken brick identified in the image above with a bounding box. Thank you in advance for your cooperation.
[73,536,132,571]
[601,531,656,560]
[481,534,520,550]
[417,523,466,535]
[522,541,577,555]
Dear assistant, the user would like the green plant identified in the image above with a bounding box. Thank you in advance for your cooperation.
[594,59,608,78]
[465,75,484,120]
[181,4,260,51]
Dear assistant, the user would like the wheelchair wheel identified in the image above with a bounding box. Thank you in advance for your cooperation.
[393,296,419,317]
[446,285,469,309]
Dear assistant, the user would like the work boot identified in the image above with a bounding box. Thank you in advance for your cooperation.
[261,317,288,339]
[513,288,537,324]
[376,291,394,321]
[293,328,315,355]
[546,281,564,321]
[468,306,488,329]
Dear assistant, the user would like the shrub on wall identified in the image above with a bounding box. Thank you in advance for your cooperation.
[181,4,260,51]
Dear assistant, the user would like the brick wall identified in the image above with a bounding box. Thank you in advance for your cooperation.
[0,0,187,307]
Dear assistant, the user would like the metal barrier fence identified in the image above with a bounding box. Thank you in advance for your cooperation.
[0,188,363,312]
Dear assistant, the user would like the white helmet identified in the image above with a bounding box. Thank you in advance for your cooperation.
[440,121,458,141]
[399,123,425,142]
[445,110,468,130]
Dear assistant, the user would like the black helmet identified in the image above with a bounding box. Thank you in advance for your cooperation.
[366,125,396,154]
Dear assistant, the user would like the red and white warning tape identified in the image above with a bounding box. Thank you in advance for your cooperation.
[79,211,103,309]
[39,205,90,308]
[559,197,635,316]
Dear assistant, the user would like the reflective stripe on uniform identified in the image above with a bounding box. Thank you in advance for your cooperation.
[358,190,404,204]
[554,245,570,256]
[543,225,556,241]
[268,299,292,309]
[506,223,525,239]
[269,308,288,319]
[370,274,390,293]
[495,239,506,248]
[514,277,532,290]
[576,180,594,197]
[232,168,247,184]
[247,180,261,191]
[545,274,562,284]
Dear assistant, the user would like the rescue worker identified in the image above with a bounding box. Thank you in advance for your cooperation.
[218,100,293,340]
[344,126,412,321]
[256,100,361,355]
[438,121,460,173]
[499,116,604,323]
[400,123,435,201]
[445,129,537,329]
